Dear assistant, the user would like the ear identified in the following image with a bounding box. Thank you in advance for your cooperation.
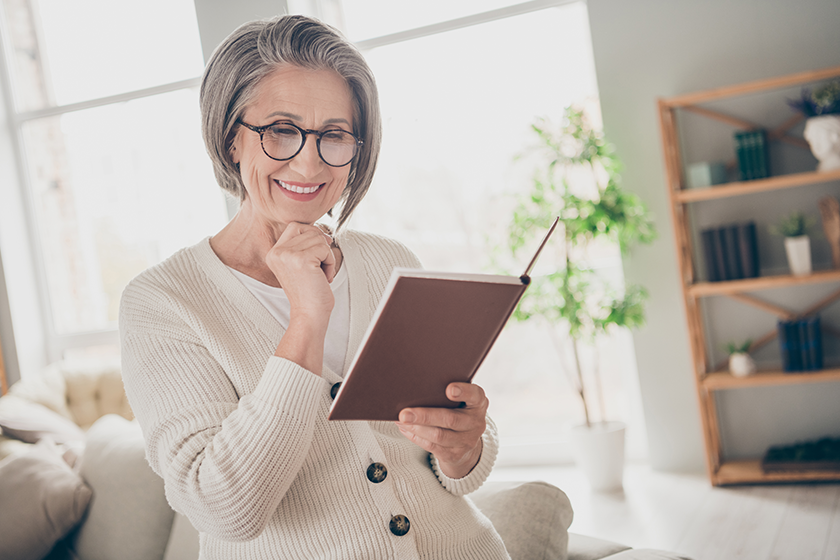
[226,129,240,164]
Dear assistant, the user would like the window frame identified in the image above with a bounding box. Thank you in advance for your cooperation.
[0,1,203,365]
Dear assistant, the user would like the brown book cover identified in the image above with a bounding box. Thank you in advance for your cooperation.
[328,219,558,421]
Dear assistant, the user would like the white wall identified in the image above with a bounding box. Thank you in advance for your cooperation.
[193,0,289,63]
[587,0,840,471]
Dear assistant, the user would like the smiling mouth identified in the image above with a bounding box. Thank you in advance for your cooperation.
[276,180,323,194]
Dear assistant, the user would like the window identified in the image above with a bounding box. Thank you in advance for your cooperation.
[0,0,229,360]
[289,0,647,463]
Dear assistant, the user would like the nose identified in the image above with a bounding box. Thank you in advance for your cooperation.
[288,133,324,177]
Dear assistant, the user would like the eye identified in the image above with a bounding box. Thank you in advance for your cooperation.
[322,130,354,143]
[266,124,300,138]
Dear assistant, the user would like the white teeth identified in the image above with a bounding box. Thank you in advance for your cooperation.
[278,180,320,194]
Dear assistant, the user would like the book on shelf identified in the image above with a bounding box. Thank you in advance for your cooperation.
[777,315,822,373]
[761,437,840,473]
[700,221,760,282]
[328,218,559,421]
[737,222,759,278]
[733,129,770,181]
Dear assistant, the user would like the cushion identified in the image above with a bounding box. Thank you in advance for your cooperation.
[0,440,92,560]
[0,396,85,444]
[5,364,73,420]
[568,533,631,560]
[66,414,175,560]
[598,550,694,560]
[162,513,201,560]
[470,480,573,560]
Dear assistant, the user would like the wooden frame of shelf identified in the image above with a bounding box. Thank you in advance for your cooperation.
[0,335,6,396]
[658,65,840,486]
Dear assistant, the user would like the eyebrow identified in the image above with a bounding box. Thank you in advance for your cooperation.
[265,111,351,127]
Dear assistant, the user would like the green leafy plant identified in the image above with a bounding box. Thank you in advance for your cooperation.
[770,212,815,238]
[497,105,656,427]
[726,339,752,355]
[788,79,840,117]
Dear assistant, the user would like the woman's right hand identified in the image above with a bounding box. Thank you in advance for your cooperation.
[267,222,336,374]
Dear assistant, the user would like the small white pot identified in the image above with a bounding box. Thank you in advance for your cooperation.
[784,235,812,276]
[803,115,840,172]
[728,352,756,377]
[570,421,625,492]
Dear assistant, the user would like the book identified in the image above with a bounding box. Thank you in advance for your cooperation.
[777,320,792,372]
[807,316,823,370]
[723,225,743,280]
[798,320,812,371]
[701,229,721,282]
[712,228,731,280]
[754,130,770,179]
[328,218,559,421]
[737,222,760,278]
[734,132,750,181]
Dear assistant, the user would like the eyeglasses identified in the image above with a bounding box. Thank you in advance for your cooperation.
[237,120,363,168]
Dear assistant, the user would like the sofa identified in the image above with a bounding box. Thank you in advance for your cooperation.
[0,363,692,560]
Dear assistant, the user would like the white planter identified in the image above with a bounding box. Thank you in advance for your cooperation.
[570,421,625,492]
[728,352,756,377]
[784,235,812,276]
[803,115,840,172]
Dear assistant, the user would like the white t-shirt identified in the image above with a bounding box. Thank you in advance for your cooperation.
[228,264,350,375]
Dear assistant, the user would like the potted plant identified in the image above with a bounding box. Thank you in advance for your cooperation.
[726,339,755,377]
[771,211,815,276]
[497,105,656,491]
[788,79,840,171]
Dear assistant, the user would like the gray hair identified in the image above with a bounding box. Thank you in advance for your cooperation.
[200,15,381,230]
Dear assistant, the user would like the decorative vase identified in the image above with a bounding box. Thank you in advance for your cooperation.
[784,235,812,276]
[728,352,756,377]
[803,115,840,172]
[569,421,625,492]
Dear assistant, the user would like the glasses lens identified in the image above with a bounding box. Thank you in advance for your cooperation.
[263,124,303,160]
[319,130,357,167]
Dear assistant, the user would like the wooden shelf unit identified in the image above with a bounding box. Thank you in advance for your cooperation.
[0,333,6,396]
[658,65,840,486]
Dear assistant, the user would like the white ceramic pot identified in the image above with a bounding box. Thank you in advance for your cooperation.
[803,115,840,172]
[728,352,756,377]
[784,235,812,276]
[569,421,625,492]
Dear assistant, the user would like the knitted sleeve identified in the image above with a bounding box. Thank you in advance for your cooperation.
[430,415,500,496]
[119,273,325,542]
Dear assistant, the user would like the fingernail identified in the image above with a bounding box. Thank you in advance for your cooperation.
[450,386,461,398]
[401,411,415,423]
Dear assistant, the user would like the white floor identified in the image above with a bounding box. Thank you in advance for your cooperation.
[488,462,840,560]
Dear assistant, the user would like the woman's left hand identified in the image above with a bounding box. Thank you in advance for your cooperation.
[396,382,488,479]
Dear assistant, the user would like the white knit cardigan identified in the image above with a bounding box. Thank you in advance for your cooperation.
[119,230,510,560]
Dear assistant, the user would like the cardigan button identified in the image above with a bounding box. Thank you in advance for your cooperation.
[330,382,342,399]
[366,462,388,483]
[389,514,410,536]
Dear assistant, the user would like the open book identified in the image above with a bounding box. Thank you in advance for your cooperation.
[328,218,559,421]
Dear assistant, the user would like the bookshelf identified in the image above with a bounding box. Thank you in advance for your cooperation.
[658,65,840,486]
[0,335,6,396]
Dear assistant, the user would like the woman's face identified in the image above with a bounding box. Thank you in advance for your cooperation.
[231,65,355,230]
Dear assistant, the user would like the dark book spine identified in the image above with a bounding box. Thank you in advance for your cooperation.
[701,229,721,282]
[787,321,802,372]
[714,227,733,280]
[746,132,759,180]
[809,316,823,370]
[738,222,760,278]
[735,132,750,181]
[778,320,792,372]
[755,130,770,178]
[723,225,744,280]
[798,320,812,371]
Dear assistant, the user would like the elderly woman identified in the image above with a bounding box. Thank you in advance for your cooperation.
[119,14,510,560]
